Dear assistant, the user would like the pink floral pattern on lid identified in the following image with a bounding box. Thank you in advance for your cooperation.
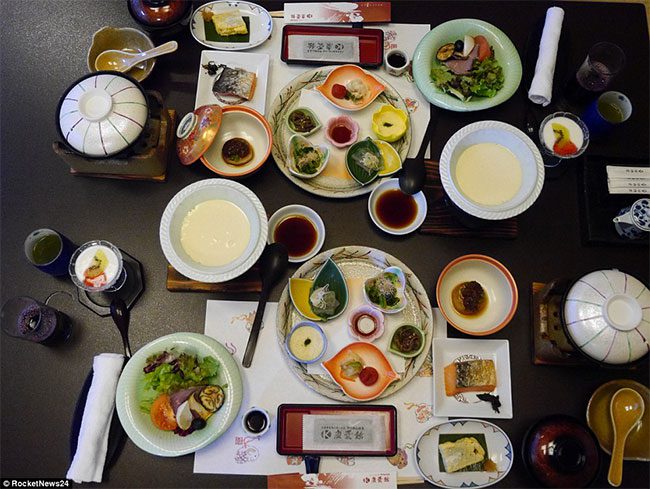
[176,104,223,165]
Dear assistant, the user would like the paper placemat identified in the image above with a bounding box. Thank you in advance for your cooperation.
[247,20,431,158]
[194,300,447,482]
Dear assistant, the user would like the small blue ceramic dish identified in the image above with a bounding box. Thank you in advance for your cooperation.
[285,321,328,364]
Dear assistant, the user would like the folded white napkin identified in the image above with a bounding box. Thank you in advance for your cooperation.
[67,353,125,483]
[528,7,565,106]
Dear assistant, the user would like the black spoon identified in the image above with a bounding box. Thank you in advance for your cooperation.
[110,298,131,358]
[242,243,289,368]
[398,116,435,195]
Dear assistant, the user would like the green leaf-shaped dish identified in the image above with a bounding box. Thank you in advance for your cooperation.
[286,107,322,136]
[308,258,349,320]
[345,137,384,186]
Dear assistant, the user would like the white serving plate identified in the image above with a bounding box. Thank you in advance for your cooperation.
[195,50,269,115]
[432,338,512,419]
[190,0,273,51]
[415,419,514,488]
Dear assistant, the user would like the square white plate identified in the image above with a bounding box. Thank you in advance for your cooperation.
[432,338,512,419]
[195,50,269,115]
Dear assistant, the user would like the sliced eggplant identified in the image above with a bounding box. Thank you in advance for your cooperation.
[436,43,455,61]
[199,385,225,412]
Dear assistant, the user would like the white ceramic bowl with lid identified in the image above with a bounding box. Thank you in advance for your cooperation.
[562,269,649,365]
[439,120,544,220]
[57,71,148,158]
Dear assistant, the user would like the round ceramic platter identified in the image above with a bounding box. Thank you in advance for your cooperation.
[412,18,522,112]
[115,332,243,457]
[268,66,412,198]
[415,419,514,488]
[586,379,650,461]
[190,0,273,51]
[276,246,433,402]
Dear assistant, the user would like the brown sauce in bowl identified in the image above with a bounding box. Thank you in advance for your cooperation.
[273,215,317,258]
[375,189,418,229]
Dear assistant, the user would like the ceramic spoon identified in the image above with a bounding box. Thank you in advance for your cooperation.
[95,41,178,73]
[242,243,289,368]
[608,387,645,487]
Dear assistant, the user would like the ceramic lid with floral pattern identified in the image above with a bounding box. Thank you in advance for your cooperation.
[175,105,223,166]
[57,72,148,158]
[563,269,649,365]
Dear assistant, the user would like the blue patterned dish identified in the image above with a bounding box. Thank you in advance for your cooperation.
[415,419,514,488]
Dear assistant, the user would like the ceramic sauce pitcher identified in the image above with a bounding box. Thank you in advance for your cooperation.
[613,198,650,239]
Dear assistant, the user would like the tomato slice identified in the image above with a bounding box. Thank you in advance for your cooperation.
[150,394,178,431]
[474,35,491,61]
[359,366,379,386]
[332,83,348,99]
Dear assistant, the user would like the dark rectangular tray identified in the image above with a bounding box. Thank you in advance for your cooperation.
[276,404,397,456]
[281,25,384,68]
[578,156,649,246]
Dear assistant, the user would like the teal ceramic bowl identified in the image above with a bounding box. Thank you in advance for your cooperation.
[115,332,243,457]
[412,19,522,112]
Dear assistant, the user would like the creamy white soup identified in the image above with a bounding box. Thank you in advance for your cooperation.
[181,199,251,266]
[455,143,522,206]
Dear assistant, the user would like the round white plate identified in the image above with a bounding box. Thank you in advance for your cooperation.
[268,66,411,198]
[115,332,243,457]
[190,1,273,51]
[276,246,433,402]
[415,419,514,488]
[159,179,268,283]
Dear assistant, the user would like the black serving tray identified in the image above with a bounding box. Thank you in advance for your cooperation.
[578,156,649,246]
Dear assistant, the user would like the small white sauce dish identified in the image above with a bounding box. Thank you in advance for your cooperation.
[267,205,326,263]
[285,321,328,364]
[368,178,427,235]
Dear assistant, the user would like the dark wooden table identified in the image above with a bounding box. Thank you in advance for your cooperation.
[1,1,648,487]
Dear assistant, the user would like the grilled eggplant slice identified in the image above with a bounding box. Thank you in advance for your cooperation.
[436,43,456,61]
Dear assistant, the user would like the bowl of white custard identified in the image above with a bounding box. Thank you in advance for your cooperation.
[160,179,268,283]
[439,120,544,220]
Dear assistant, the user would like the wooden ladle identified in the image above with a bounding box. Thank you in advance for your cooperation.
[607,387,645,487]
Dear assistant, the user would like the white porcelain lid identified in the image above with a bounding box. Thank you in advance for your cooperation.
[58,73,147,157]
[564,269,649,364]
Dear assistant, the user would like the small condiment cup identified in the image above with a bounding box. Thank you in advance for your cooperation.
[268,205,325,263]
[384,48,410,76]
[241,406,271,437]
[368,178,427,235]
[285,321,328,364]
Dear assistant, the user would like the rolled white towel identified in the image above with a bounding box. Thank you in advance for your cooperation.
[528,7,565,106]
[67,353,125,483]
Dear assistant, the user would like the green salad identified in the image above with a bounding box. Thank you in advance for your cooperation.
[430,34,504,101]
[139,349,220,413]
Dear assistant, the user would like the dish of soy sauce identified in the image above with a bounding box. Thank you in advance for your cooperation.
[273,215,318,258]
[375,189,418,229]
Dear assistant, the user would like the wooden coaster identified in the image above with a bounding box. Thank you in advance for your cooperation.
[419,160,518,239]
[166,265,262,293]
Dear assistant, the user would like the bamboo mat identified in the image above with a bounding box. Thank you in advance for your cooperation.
[419,160,519,239]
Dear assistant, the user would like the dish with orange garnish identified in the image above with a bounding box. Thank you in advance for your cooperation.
[315,65,385,111]
[322,342,399,401]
